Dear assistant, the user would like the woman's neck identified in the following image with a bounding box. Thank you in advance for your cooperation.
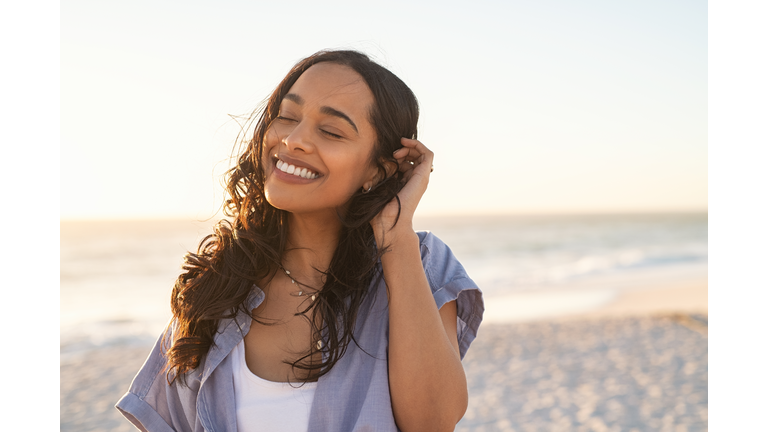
[282,211,343,284]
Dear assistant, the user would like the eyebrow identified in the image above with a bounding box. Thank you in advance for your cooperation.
[283,93,359,134]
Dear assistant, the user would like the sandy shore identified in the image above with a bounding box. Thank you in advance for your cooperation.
[61,345,156,432]
[456,314,707,432]
[580,281,707,320]
[61,281,707,431]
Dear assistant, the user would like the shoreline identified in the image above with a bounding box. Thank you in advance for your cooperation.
[576,279,707,320]
[482,265,707,324]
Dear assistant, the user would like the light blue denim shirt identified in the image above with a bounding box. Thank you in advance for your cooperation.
[116,231,484,432]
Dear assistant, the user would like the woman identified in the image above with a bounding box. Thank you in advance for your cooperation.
[116,50,483,432]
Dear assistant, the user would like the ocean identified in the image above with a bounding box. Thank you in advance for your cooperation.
[60,213,707,358]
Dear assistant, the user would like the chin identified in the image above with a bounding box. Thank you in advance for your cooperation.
[263,189,296,213]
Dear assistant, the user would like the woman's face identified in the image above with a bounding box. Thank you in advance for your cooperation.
[261,63,379,215]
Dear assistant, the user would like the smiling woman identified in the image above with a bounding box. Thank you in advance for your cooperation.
[115,50,484,432]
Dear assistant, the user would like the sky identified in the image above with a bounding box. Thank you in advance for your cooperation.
[61,0,707,219]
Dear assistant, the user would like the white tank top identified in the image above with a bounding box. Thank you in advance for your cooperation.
[232,339,317,432]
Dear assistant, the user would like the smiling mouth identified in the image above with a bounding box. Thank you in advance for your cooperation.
[276,159,320,179]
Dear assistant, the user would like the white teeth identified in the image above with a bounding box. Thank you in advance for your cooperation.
[276,159,318,179]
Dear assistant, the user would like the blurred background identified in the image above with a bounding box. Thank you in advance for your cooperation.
[61,0,707,430]
[61,0,706,219]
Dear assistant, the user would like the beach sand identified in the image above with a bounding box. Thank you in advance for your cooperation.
[61,281,707,432]
[61,345,156,432]
[457,314,707,431]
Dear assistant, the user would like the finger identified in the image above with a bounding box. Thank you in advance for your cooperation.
[396,138,434,176]
[393,146,428,163]
[399,138,433,160]
[393,146,410,157]
[400,137,432,153]
[396,159,431,182]
[399,160,427,177]
[407,147,433,169]
[400,137,423,146]
[397,159,415,172]
[396,153,432,175]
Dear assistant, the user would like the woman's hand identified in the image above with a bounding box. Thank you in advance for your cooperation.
[371,137,433,242]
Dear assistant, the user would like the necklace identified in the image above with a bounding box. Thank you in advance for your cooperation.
[280,266,318,302]
[278,265,323,351]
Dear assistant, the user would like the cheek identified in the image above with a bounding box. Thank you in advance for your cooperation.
[263,128,279,150]
[330,150,374,181]
[260,130,279,162]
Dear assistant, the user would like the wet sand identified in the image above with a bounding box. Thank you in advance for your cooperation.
[61,282,707,431]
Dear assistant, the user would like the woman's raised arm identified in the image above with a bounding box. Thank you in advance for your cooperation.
[372,138,468,432]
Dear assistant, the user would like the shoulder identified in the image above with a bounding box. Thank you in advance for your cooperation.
[415,229,441,250]
[415,230,471,286]
[414,230,484,360]
[415,230,450,262]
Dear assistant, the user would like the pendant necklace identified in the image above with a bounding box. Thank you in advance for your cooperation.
[278,265,323,350]
[280,266,318,302]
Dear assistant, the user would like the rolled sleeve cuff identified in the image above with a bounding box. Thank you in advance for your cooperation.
[432,277,484,360]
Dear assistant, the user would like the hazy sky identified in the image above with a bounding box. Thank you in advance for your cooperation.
[61,0,707,219]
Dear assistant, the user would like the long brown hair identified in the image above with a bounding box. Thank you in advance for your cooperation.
[165,50,420,385]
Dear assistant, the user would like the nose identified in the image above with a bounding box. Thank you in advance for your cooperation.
[282,120,315,154]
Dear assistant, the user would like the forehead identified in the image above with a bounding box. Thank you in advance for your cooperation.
[284,63,374,118]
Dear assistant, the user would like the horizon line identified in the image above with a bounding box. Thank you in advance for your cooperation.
[60,208,708,223]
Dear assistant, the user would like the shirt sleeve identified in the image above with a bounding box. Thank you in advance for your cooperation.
[417,231,484,360]
[115,321,201,432]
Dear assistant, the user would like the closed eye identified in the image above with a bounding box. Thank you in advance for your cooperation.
[275,115,297,122]
[321,129,343,139]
